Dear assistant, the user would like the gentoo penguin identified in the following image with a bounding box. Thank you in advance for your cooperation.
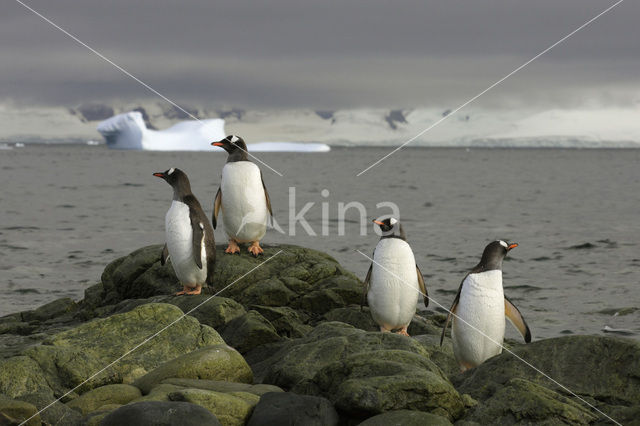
[440,240,531,371]
[154,168,216,295]
[362,217,429,336]
[211,135,272,257]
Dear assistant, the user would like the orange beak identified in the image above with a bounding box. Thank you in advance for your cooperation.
[373,220,385,226]
[153,172,164,178]
[211,142,224,147]
[508,243,518,250]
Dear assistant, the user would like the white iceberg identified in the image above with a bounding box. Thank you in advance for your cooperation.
[97,111,331,152]
[97,111,225,151]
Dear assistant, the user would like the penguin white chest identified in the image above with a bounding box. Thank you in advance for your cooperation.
[165,200,207,286]
[367,238,420,330]
[220,162,268,242]
[452,270,505,368]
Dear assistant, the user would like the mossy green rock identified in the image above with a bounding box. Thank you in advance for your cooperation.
[17,389,83,426]
[23,303,223,394]
[129,383,186,403]
[164,296,246,329]
[0,395,40,426]
[221,311,282,354]
[169,388,259,426]
[65,384,141,415]
[21,297,78,323]
[253,322,433,388]
[133,345,253,394]
[0,356,50,398]
[250,305,312,338]
[359,409,453,426]
[99,245,362,319]
[162,378,283,396]
[462,378,596,425]
[314,350,464,421]
[453,335,640,424]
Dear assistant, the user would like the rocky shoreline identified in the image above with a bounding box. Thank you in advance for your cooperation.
[1,244,638,425]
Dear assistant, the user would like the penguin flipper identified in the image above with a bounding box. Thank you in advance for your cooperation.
[161,243,170,266]
[261,172,273,218]
[415,264,429,308]
[186,198,204,269]
[212,187,221,229]
[440,278,464,346]
[360,263,373,311]
[505,295,532,343]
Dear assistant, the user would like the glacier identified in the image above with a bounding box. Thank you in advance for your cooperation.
[96,111,331,152]
[97,111,225,151]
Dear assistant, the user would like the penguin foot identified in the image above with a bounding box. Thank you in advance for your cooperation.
[225,240,241,254]
[184,285,202,295]
[396,326,410,337]
[175,285,190,296]
[248,241,264,257]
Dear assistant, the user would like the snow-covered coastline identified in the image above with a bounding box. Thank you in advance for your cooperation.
[1,102,639,148]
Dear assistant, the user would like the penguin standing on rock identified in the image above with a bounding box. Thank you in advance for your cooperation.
[211,135,272,256]
[362,217,429,336]
[154,168,216,295]
[440,240,532,371]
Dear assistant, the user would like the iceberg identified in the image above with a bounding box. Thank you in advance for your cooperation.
[97,111,331,152]
[97,111,225,151]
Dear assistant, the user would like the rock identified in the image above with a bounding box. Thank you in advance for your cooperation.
[461,378,597,425]
[101,246,174,304]
[412,334,459,377]
[23,303,223,394]
[243,279,297,306]
[358,410,452,426]
[65,384,141,415]
[100,401,221,426]
[165,296,246,330]
[221,311,281,353]
[169,388,259,426]
[453,335,640,424]
[0,356,51,398]
[0,395,40,426]
[162,378,283,396]
[453,335,640,422]
[17,390,83,426]
[250,305,312,338]
[322,306,377,331]
[133,345,252,394]
[0,321,36,336]
[252,322,433,388]
[314,350,464,421]
[129,383,185,403]
[21,298,78,323]
[246,392,339,426]
[98,245,363,319]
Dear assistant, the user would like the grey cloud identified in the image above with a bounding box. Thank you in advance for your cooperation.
[1,0,638,108]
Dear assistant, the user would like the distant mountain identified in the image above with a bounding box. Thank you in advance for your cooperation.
[0,101,638,147]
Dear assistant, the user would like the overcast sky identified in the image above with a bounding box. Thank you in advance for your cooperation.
[2,0,639,109]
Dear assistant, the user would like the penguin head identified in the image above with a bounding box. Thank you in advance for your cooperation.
[373,217,406,239]
[478,240,518,270]
[211,135,249,160]
[153,168,191,193]
[373,217,398,233]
